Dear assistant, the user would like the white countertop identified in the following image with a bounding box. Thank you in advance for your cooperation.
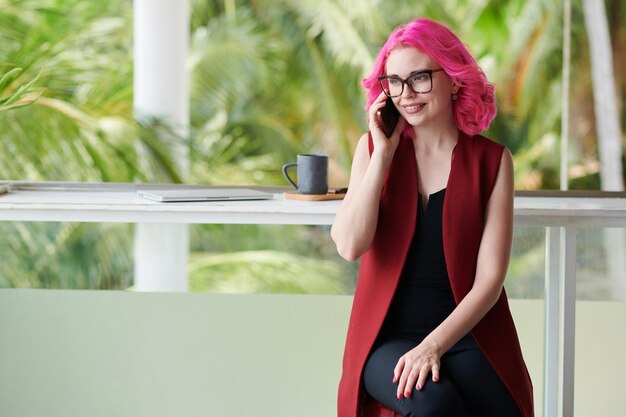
[0,184,339,225]
[1,183,625,226]
[513,195,626,226]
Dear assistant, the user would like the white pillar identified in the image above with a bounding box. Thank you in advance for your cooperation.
[582,0,626,301]
[133,0,190,292]
[582,0,624,192]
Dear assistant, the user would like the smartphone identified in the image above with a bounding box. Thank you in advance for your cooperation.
[380,97,400,138]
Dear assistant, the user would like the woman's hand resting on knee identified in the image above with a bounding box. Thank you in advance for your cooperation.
[393,339,442,399]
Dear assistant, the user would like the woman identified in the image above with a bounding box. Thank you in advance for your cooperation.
[331,18,533,417]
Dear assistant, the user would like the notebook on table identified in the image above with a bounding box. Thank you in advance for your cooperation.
[136,188,273,202]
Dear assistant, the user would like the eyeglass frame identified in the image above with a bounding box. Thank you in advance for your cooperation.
[377,68,446,97]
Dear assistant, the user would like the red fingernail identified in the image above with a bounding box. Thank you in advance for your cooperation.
[416,384,422,391]
[433,376,439,382]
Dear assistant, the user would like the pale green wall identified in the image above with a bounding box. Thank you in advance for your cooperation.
[0,290,624,417]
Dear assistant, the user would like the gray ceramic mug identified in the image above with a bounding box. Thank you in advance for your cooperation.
[282,154,328,195]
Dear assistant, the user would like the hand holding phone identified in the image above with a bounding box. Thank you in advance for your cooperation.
[379,97,400,138]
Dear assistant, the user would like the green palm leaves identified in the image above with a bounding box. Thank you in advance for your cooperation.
[0,68,40,112]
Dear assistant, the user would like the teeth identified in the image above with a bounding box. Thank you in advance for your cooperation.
[406,104,425,111]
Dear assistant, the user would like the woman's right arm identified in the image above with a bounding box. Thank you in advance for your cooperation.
[330,134,385,261]
[331,94,404,261]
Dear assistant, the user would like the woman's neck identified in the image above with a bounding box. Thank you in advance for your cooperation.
[412,121,459,153]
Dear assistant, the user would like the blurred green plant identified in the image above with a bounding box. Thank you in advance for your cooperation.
[189,250,349,294]
[0,68,41,112]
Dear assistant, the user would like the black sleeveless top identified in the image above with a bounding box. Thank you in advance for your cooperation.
[380,188,457,338]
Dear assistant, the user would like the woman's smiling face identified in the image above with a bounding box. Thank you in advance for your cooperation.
[384,47,457,130]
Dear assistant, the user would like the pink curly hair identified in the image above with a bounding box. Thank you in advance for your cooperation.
[362,18,496,136]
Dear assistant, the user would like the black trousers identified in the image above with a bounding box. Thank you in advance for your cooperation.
[363,334,522,417]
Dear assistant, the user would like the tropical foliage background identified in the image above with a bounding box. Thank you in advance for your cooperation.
[0,0,624,298]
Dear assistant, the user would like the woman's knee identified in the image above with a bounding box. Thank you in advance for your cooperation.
[399,380,468,417]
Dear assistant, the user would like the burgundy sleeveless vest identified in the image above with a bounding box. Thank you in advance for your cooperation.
[337,132,534,417]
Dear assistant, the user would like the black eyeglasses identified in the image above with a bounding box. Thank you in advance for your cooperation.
[378,68,445,97]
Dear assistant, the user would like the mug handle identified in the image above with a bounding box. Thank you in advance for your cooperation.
[281,162,298,190]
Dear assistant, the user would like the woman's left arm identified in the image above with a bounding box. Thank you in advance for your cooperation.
[393,147,514,399]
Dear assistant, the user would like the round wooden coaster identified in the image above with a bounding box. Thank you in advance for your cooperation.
[283,192,345,201]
